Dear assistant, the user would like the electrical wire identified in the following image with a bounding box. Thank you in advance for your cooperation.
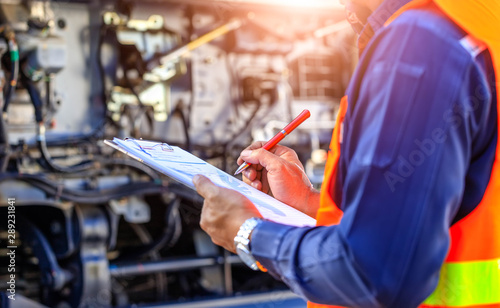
[22,70,93,173]
[0,172,202,205]
[20,66,106,174]
[23,75,44,123]
[6,134,163,180]
[222,104,261,148]
[222,104,260,170]
[171,104,191,151]
[60,157,161,181]
[37,133,96,173]
[123,72,155,138]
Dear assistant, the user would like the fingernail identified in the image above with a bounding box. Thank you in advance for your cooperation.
[241,150,252,157]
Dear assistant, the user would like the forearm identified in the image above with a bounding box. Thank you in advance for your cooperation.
[251,221,380,307]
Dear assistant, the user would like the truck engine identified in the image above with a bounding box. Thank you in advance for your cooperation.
[0,0,356,307]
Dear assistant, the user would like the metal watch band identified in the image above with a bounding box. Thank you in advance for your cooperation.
[237,217,261,240]
[234,217,263,271]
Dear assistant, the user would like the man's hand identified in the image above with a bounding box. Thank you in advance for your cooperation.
[193,174,262,253]
[237,142,320,218]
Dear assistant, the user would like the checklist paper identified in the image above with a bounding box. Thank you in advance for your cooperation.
[105,138,316,227]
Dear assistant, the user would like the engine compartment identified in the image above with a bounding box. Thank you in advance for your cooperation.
[0,1,356,306]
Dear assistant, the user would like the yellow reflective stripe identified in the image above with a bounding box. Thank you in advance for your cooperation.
[424,259,500,307]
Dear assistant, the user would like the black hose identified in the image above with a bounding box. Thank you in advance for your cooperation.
[21,70,99,173]
[63,156,161,181]
[25,121,110,148]
[122,71,155,138]
[222,103,261,148]
[0,173,169,204]
[172,104,191,151]
[7,125,162,178]
[37,134,96,173]
[23,77,44,123]
[101,157,161,181]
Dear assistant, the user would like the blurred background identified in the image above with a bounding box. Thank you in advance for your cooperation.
[0,0,356,307]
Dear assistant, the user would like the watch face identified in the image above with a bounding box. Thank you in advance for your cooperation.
[234,217,263,271]
[236,243,258,270]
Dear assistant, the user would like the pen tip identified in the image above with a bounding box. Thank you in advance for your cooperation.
[234,163,248,176]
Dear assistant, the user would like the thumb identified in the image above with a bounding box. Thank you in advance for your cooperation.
[240,148,284,172]
[193,175,219,199]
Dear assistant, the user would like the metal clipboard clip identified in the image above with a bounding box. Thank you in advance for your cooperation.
[124,138,174,153]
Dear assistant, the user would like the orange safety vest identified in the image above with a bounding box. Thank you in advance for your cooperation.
[309,0,500,307]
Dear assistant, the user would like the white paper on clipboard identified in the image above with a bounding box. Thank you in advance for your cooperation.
[104,137,316,227]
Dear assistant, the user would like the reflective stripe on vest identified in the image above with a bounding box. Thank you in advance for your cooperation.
[424,258,500,307]
[309,0,500,307]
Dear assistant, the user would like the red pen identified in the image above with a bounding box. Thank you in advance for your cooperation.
[234,109,311,175]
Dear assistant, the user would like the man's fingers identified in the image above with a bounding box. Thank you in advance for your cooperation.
[240,148,284,173]
[250,181,262,190]
[237,150,252,165]
[247,141,267,150]
[243,166,258,181]
[246,142,290,155]
[242,174,262,189]
[237,141,294,165]
[193,175,219,199]
[237,142,265,165]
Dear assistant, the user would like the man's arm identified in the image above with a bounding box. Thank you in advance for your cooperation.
[250,15,496,307]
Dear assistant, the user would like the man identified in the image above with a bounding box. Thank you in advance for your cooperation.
[194,0,500,307]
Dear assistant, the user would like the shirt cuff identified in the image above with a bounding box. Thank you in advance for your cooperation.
[250,220,295,273]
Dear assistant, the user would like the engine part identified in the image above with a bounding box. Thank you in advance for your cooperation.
[0,1,354,307]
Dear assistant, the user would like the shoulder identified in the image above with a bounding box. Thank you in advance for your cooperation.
[389,6,465,41]
[363,6,474,68]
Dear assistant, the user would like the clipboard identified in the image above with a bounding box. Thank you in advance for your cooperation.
[104,137,316,227]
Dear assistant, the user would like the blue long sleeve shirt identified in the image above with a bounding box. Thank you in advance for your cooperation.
[249,1,498,307]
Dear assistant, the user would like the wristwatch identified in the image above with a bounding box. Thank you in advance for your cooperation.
[234,217,264,271]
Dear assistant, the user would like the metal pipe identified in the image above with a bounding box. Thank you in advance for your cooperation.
[155,18,242,67]
[109,255,242,277]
